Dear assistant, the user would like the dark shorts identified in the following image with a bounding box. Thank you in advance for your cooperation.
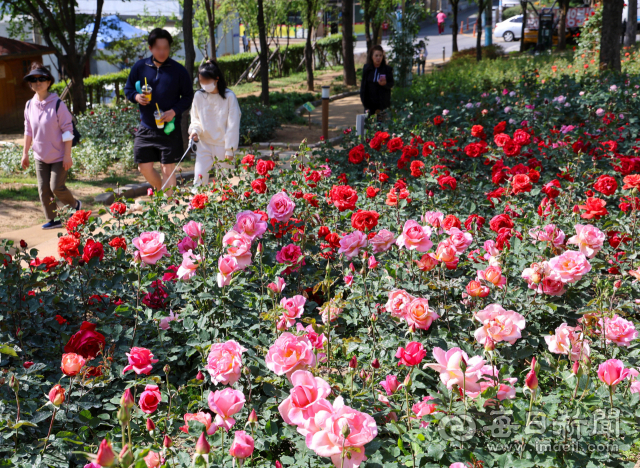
[134,126,184,165]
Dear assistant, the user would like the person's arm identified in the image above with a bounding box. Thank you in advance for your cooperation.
[171,67,195,118]
[22,102,32,168]
[383,66,394,90]
[56,101,75,170]
[188,92,203,140]
[224,93,242,156]
[124,64,139,103]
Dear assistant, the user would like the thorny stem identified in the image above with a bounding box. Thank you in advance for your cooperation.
[42,408,58,453]
[131,266,142,346]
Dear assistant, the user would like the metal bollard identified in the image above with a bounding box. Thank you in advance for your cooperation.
[442,46,445,63]
[322,86,330,141]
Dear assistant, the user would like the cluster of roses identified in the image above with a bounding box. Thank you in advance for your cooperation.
[58,321,107,380]
[56,210,105,265]
[264,333,377,468]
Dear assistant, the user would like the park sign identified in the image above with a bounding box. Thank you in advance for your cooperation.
[302,102,316,113]
[526,7,595,30]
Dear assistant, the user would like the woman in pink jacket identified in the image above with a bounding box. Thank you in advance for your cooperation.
[21,63,81,230]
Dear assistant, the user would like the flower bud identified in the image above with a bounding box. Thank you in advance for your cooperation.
[243,366,251,376]
[117,406,131,424]
[341,422,351,438]
[20,239,27,249]
[119,444,134,466]
[525,370,538,390]
[349,356,358,369]
[163,435,173,448]
[94,439,116,467]
[48,384,65,407]
[163,364,171,375]
[195,432,210,454]
[196,370,205,381]
[9,375,18,392]
[403,373,412,387]
[276,461,283,468]
[572,360,580,375]
[370,313,378,322]
[146,418,155,432]
[371,358,380,369]
[247,408,258,425]
[257,242,263,254]
[484,338,495,351]
[614,280,622,289]
[147,188,154,197]
[120,388,135,409]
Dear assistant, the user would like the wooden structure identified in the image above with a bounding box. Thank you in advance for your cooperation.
[0,37,55,130]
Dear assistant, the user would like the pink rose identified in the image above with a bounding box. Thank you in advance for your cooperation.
[529,224,565,247]
[404,297,439,332]
[319,301,343,324]
[159,311,180,330]
[412,395,437,417]
[122,347,159,375]
[522,262,567,296]
[396,220,433,252]
[384,289,415,319]
[132,231,169,265]
[278,370,332,426]
[422,211,444,228]
[548,251,592,283]
[450,464,468,468]
[483,240,499,257]
[307,396,378,468]
[217,255,240,287]
[180,412,218,435]
[280,295,307,327]
[206,340,248,385]
[369,229,396,253]
[379,375,401,396]
[395,341,427,367]
[344,275,354,286]
[139,384,162,414]
[544,323,577,355]
[222,230,252,269]
[597,359,631,387]
[267,192,296,222]
[473,303,526,345]
[177,236,198,254]
[276,244,305,274]
[601,314,638,347]
[267,277,287,293]
[183,221,204,241]
[234,210,267,240]
[368,255,379,269]
[296,323,326,349]
[266,332,316,379]
[447,227,473,253]
[144,451,161,468]
[435,240,459,269]
[338,231,368,259]
[208,388,246,431]
[177,250,201,281]
[477,265,507,288]
[567,224,605,259]
[229,430,254,459]
[424,347,486,393]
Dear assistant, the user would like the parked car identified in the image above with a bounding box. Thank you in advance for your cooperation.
[494,15,523,42]
[501,0,521,7]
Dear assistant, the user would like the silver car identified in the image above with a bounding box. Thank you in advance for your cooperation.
[494,15,523,42]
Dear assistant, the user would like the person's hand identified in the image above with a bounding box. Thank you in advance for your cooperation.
[63,153,73,171]
[378,77,387,86]
[162,109,176,123]
[21,153,29,170]
[190,132,199,142]
[135,93,150,106]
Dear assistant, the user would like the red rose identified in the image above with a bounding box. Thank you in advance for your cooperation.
[58,235,80,263]
[410,160,425,177]
[513,129,531,146]
[251,178,267,194]
[109,202,126,216]
[163,265,179,282]
[493,121,506,135]
[190,194,209,209]
[593,175,618,196]
[254,210,268,221]
[422,142,436,157]
[64,321,106,360]
[607,230,630,249]
[139,385,161,414]
[619,196,640,212]
[241,154,255,169]
[369,135,383,150]
[577,197,608,219]
[30,256,59,272]
[329,185,358,212]
[492,169,509,186]
[256,159,269,175]
[486,187,506,208]
[433,116,443,126]
[402,146,419,160]
[438,175,457,190]
[23,361,34,369]
[503,140,521,157]
[386,137,404,152]
[527,170,540,183]
[494,133,511,147]
[542,179,561,199]
[538,197,558,218]
[511,174,532,194]
[109,237,127,251]
[55,315,67,325]
[496,227,514,250]
[464,214,485,231]
[379,173,389,183]
[66,210,92,234]
[464,143,483,158]
[82,239,104,263]
[348,144,366,164]
[366,187,380,198]
[442,215,461,231]
[303,193,319,207]
[489,214,514,233]
[351,210,380,231]
[471,125,484,138]
[622,174,640,190]
[318,226,330,238]
[395,342,426,366]
[142,280,168,309]
[325,233,342,249]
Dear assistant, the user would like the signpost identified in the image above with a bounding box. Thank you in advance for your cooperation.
[302,101,316,126]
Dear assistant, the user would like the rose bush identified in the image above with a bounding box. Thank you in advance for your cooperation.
[1,53,640,468]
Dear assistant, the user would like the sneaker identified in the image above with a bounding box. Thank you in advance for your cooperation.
[75,199,82,211]
[42,220,63,230]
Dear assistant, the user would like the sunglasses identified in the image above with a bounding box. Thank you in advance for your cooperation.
[26,76,51,83]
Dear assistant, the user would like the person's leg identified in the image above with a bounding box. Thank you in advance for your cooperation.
[139,162,162,189]
[35,160,56,221]
[160,130,185,193]
[50,161,78,209]
[134,128,163,189]
[193,142,215,187]
[161,163,176,193]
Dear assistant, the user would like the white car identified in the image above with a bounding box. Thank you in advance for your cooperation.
[494,15,523,42]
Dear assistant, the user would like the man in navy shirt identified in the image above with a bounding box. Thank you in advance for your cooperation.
[124,28,193,191]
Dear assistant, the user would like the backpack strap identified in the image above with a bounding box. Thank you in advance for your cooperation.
[55,99,61,113]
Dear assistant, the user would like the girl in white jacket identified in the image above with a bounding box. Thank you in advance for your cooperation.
[188,60,241,187]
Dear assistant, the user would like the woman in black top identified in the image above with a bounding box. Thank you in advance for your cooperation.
[360,45,394,116]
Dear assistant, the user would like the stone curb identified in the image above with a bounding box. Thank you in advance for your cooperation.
[94,170,195,205]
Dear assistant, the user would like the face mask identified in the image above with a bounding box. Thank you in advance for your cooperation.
[202,82,216,93]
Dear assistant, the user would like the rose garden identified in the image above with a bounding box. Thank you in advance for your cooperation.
[3,38,640,468]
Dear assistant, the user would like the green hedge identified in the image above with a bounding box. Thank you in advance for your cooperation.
[50,69,129,95]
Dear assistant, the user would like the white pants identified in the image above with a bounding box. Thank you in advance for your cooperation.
[193,142,226,187]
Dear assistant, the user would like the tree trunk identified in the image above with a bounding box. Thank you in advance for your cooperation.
[372,21,381,46]
[600,0,624,71]
[182,0,196,150]
[364,0,373,51]
[557,0,568,51]
[342,0,357,85]
[204,0,216,59]
[625,0,637,46]
[476,0,484,62]
[69,69,86,114]
[520,0,527,53]
[451,0,459,52]
[305,29,315,91]
[257,0,270,105]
